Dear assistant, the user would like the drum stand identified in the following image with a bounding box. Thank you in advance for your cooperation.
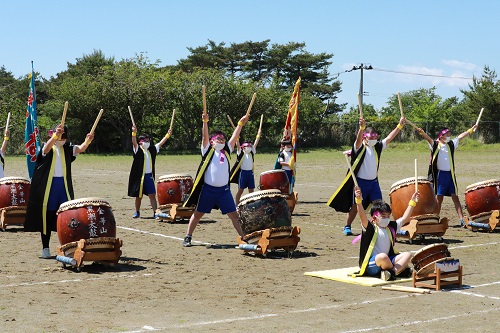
[237,226,300,257]
[464,210,500,232]
[412,265,463,291]
[156,204,195,222]
[400,217,449,243]
[1,206,27,231]
[56,237,122,272]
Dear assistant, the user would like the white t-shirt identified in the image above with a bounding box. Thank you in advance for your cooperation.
[238,146,256,171]
[365,217,403,257]
[354,139,387,180]
[42,144,78,177]
[202,143,233,187]
[428,138,459,171]
[279,150,292,171]
[133,143,161,174]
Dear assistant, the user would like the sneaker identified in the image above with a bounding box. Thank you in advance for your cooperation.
[343,226,352,236]
[132,211,140,218]
[381,269,396,281]
[41,248,51,259]
[154,213,159,219]
[396,267,413,278]
[182,235,192,247]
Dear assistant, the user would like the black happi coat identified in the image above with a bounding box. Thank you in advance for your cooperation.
[229,149,254,184]
[128,145,158,198]
[427,141,457,194]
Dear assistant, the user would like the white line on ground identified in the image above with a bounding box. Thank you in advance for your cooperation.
[117,225,213,246]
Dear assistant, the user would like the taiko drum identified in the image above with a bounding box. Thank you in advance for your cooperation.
[259,169,290,194]
[237,189,291,235]
[464,179,500,217]
[389,177,438,220]
[0,176,30,209]
[411,243,451,276]
[157,173,193,205]
[56,197,116,245]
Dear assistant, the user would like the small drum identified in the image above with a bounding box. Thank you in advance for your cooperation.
[464,179,500,218]
[157,173,193,206]
[259,169,290,194]
[389,177,438,220]
[411,243,451,275]
[56,198,116,246]
[0,176,31,209]
[237,189,291,235]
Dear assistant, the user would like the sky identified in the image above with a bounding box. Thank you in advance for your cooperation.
[2,0,499,110]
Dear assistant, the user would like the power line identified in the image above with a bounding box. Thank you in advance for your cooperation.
[371,67,473,80]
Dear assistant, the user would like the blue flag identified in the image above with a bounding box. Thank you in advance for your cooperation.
[25,64,41,179]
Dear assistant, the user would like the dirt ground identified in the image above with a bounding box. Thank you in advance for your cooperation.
[1,148,499,333]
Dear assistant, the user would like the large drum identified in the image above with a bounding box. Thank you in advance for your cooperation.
[0,176,30,209]
[157,173,193,206]
[389,177,438,220]
[56,198,116,246]
[411,243,451,276]
[464,179,500,218]
[259,170,290,194]
[237,189,291,235]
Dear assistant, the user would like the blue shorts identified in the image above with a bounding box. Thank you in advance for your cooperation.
[196,184,237,214]
[365,254,397,276]
[142,173,156,195]
[436,170,456,196]
[47,177,69,211]
[238,170,255,189]
[356,178,383,207]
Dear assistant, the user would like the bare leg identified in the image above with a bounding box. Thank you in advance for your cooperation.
[436,195,444,215]
[345,203,357,227]
[450,194,464,220]
[392,252,412,274]
[375,253,394,271]
[135,197,141,212]
[186,211,205,236]
[227,211,244,236]
[148,194,158,212]
[235,188,245,205]
[248,188,254,193]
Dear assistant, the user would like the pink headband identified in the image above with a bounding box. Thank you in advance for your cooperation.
[210,134,225,141]
[437,128,450,139]
[372,211,381,218]
[241,142,252,148]
[363,132,378,139]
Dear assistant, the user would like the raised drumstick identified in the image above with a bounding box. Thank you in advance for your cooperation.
[128,106,136,128]
[475,107,484,126]
[258,114,264,132]
[344,153,359,188]
[246,93,257,116]
[61,101,69,127]
[90,109,104,134]
[226,115,236,129]
[397,92,404,118]
[202,85,207,115]
[414,159,418,193]
[169,109,176,130]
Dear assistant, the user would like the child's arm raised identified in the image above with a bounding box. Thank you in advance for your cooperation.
[1,128,9,156]
[354,118,366,150]
[400,191,420,224]
[384,117,406,145]
[457,124,478,142]
[416,127,433,145]
[355,187,369,229]
[158,128,172,148]
[229,114,249,150]
[201,113,210,148]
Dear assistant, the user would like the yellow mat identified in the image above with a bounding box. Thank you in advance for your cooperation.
[304,266,412,287]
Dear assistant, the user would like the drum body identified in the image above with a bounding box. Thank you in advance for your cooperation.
[237,189,291,235]
[56,198,116,245]
[464,179,500,217]
[157,174,193,205]
[411,243,450,275]
[259,170,290,194]
[389,177,438,220]
[0,177,30,209]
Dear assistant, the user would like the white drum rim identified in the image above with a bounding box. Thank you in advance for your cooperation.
[158,173,193,181]
[238,189,285,206]
[412,243,448,259]
[389,177,431,194]
[465,179,500,193]
[57,197,112,213]
[0,176,31,184]
[260,169,287,175]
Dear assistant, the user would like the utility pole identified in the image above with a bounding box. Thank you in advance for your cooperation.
[351,63,373,106]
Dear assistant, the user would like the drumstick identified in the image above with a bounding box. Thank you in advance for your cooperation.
[414,159,418,193]
[202,85,207,115]
[475,107,484,126]
[5,112,11,130]
[226,115,236,129]
[90,109,104,134]
[246,92,257,117]
[344,153,359,188]
[382,285,430,294]
[258,114,264,132]
[357,93,363,119]
[397,92,404,118]
[169,109,176,131]
[128,106,136,128]
[405,118,419,130]
[61,101,69,127]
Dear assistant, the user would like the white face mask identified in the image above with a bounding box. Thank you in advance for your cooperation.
[213,143,225,151]
[377,217,391,228]
[443,137,451,143]
[367,140,377,147]
[141,142,150,150]
[243,147,252,154]
[285,147,292,152]
[54,140,66,147]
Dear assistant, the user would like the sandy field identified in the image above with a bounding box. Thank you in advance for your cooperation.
[1,148,499,333]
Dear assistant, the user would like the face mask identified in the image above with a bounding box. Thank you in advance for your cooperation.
[54,140,66,147]
[443,137,451,143]
[367,140,377,147]
[213,143,225,151]
[244,147,252,154]
[141,142,150,150]
[377,217,391,228]
[285,147,292,152]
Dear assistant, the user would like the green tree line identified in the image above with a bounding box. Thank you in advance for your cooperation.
[1,42,499,155]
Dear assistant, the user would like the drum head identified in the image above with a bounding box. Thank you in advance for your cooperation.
[389,177,430,194]
[238,189,284,206]
[411,243,449,266]
[260,169,286,176]
[0,176,31,185]
[416,257,455,276]
[465,179,500,193]
[158,173,192,181]
[57,197,112,213]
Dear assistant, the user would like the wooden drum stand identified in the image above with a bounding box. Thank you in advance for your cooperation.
[413,265,463,291]
[1,206,27,231]
[156,204,195,222]
[400,216,449,243]
[463,210,500,232]
[237,226,300,258]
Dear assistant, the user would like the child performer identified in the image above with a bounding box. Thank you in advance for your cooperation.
[230,129,262,204]
[0,128,9,178]
[275,139,294,194]
[354,187,419,281]
[127,125,172,219]
[24,124,94,258]
[181,112,249,247]
[416,124,478,227]
[327,117,406,236]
